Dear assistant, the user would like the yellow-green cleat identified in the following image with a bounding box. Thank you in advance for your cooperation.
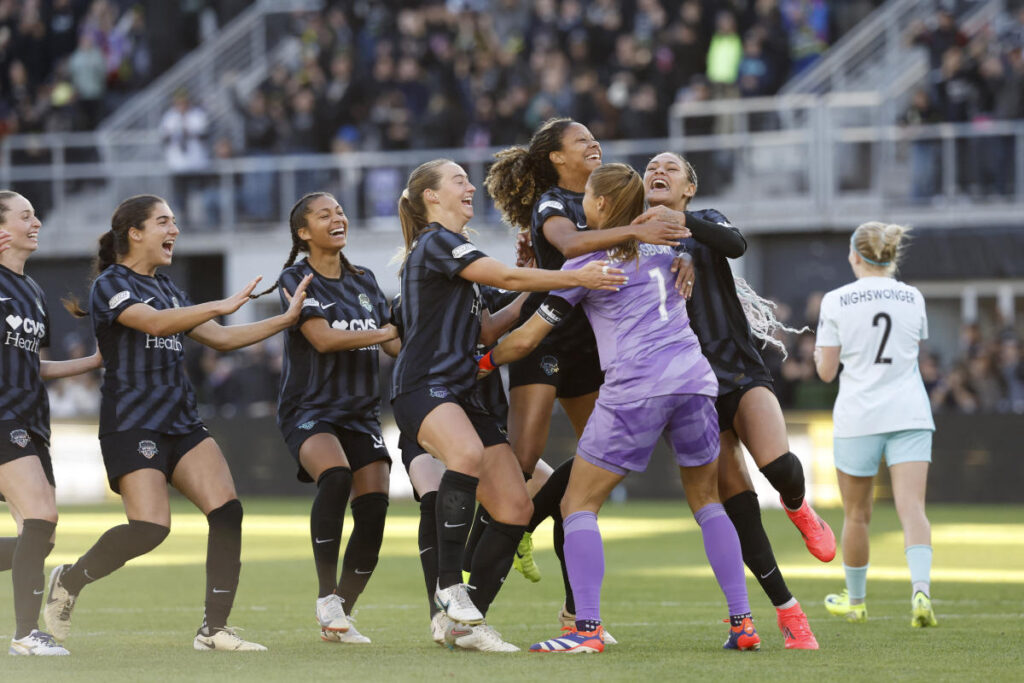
[513,532,541,583]
[911,591,938,628]
[824,589,867,623]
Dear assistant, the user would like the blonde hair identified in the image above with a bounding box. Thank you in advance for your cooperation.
[587,163,645,263]
[395,159,452,273]
[851,221,911,275]
[734,278,808,360]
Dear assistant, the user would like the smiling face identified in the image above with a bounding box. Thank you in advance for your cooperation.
[426,162,476,228]
[0,193,42,255]
[644,152,695,209]
[552,122,602,178]
[128,201,179,268]
[297,194,348,252]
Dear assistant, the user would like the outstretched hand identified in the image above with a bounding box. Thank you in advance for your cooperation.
[281,273,315,322]
[515,231,535,267]
[577,260,628,291]
[219,277,263,315]
[631,217,690,247]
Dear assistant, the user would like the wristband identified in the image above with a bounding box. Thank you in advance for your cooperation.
[478,349,498,372]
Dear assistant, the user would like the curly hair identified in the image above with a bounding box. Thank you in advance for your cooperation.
[483,117,574,231]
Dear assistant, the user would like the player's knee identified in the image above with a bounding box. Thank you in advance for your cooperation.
[316,466,353,496]
[351,492,389,534]
[127,519,171,553]
[444,444,485,475]
[207,498,243,530]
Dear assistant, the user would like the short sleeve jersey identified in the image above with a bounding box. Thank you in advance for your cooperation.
[548,245,717,405]
[90,264,202,436]
[277,260,390,438]
[681,208,770,395]
[521,186,598,351]
[392,225,487,399]
[0,265,51,441]
[817,276,934,437]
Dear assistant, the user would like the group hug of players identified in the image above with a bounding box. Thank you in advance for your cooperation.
[0,117,938,656]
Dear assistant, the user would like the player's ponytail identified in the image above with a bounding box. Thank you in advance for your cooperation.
[734,278,809,360]
[397,159,450,274]
[851,221,911,275]
[485,117,574,231]
[587,163,645,263]
[64,194,165,317]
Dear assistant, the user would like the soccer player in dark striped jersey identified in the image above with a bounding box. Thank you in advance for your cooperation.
[484,118,687,638]
[253,192,400,644]
[392,159,625,651]
[636,151,833,649]
[44,194,312,652]
[0,192,102,656]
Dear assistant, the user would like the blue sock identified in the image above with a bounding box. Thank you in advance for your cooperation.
[905,544,932,597]
[844,563,869,602]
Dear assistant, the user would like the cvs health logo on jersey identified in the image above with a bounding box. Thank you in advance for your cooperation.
[5,312,46,354]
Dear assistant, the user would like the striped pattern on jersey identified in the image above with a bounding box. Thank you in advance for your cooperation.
[0,265,51,441]
[277,260,389,438]
[522,186,597,351]
[681,208,770,396]
[475,285,514,427]
[90,264,202,436]
[392,225,487,399]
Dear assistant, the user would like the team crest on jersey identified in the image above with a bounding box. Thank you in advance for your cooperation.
[429,386,449,399]
[358,293,373,313]
[298,421,317,431]
[540,355,560,376]
[451,243,477,259]
[137,440,158,459]
[108,290,131,309]
[9,429,29,448]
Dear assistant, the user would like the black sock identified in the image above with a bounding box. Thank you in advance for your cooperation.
[203,499,243,631]
[62,519,170,595]
[527,458,572,532]
[759,452,805,510]
[337,492,388,614]
[12,519,56,639]
[553,508,575,614]
[461,505,490,575]
[311,466,352,598]
[468,519,525,616]
[436,470,478,588]
[723,491,793,607]
[418,492,440,616]
[0,536,17,571]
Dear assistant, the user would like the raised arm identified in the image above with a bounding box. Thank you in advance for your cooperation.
[459,256,626,292]
[634,206,746,258]
[117,277,265,338]
[544,215,690,259]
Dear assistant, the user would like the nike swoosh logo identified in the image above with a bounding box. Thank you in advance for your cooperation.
[197,639,216,649]
[354,569,372,575]
[211,588,232,594]
[0,297,11,302]
[321,302,336,309]
[419,547,433,555]
[315,538,334,544]
[443,522,467,528]
[760,567,777,579]
[576,222,587,229]
[143,297,155,304]
[33,589,44,595]
[83,569,95,581]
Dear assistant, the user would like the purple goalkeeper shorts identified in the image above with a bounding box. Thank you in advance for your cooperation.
[576,393,720,476]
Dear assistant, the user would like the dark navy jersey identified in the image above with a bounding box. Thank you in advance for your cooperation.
[0,265,51,441]
[277,259,390,438]
[522,186,597,351]
[392,225,487,400]
[90,264,202,436]
[474,285,515,427]
[680,208,770,395]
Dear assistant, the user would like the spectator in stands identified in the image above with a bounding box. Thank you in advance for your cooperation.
[707,10,743,98]
[996,334,1024,413]
[159,89,210,220]
[780,0,829,75]
[909,9,967,73]
[900,88,943,201]
[68,33,105,130]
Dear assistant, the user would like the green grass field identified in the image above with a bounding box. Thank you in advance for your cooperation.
[2,499,1022,681]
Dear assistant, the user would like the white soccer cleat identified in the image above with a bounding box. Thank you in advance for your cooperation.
[559,603,617,645]
[431,611,452,645]
[445,622,519,652]
[323,613,371,643]
[193,626,267,651]
[434,583,484,625]
[9,630,70,656]
[316,594,350,634]
[43,564,76,642]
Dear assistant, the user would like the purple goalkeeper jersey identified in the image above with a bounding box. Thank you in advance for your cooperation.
[551,245,718,405]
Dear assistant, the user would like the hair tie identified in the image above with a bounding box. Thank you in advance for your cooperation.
[401,188,410,200]
[850,233,891,267]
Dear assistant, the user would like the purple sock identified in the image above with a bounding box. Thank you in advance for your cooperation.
[694,503,750,617]
[562,511,604,623]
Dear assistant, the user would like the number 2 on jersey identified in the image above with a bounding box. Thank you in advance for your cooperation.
[872,312,893,364]
[648,268,669,321]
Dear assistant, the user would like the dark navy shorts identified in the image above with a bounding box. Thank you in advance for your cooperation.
[0,420,54,500]
[715,378,775,433]
[507,344,604,399]
[393,385,508,457]
[99,426,211,494]
[284,421,392,483]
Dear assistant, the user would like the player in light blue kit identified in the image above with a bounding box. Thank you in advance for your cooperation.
[480,164,759,654]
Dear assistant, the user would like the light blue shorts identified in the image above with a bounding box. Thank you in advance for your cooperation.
[833,429,933,477]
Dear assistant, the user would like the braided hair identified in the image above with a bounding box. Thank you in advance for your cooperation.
[252,192,363,299]
[484,117,575,231]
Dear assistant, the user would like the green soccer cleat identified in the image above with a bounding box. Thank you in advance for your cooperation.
[911,592,938,628]
[824,589,867,623]
[513,532,541,583]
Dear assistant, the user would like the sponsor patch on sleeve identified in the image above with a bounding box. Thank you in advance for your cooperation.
[538,200,564,213]
[302,298,321,309]
[108,290,131,309]
[452,243,477,259]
